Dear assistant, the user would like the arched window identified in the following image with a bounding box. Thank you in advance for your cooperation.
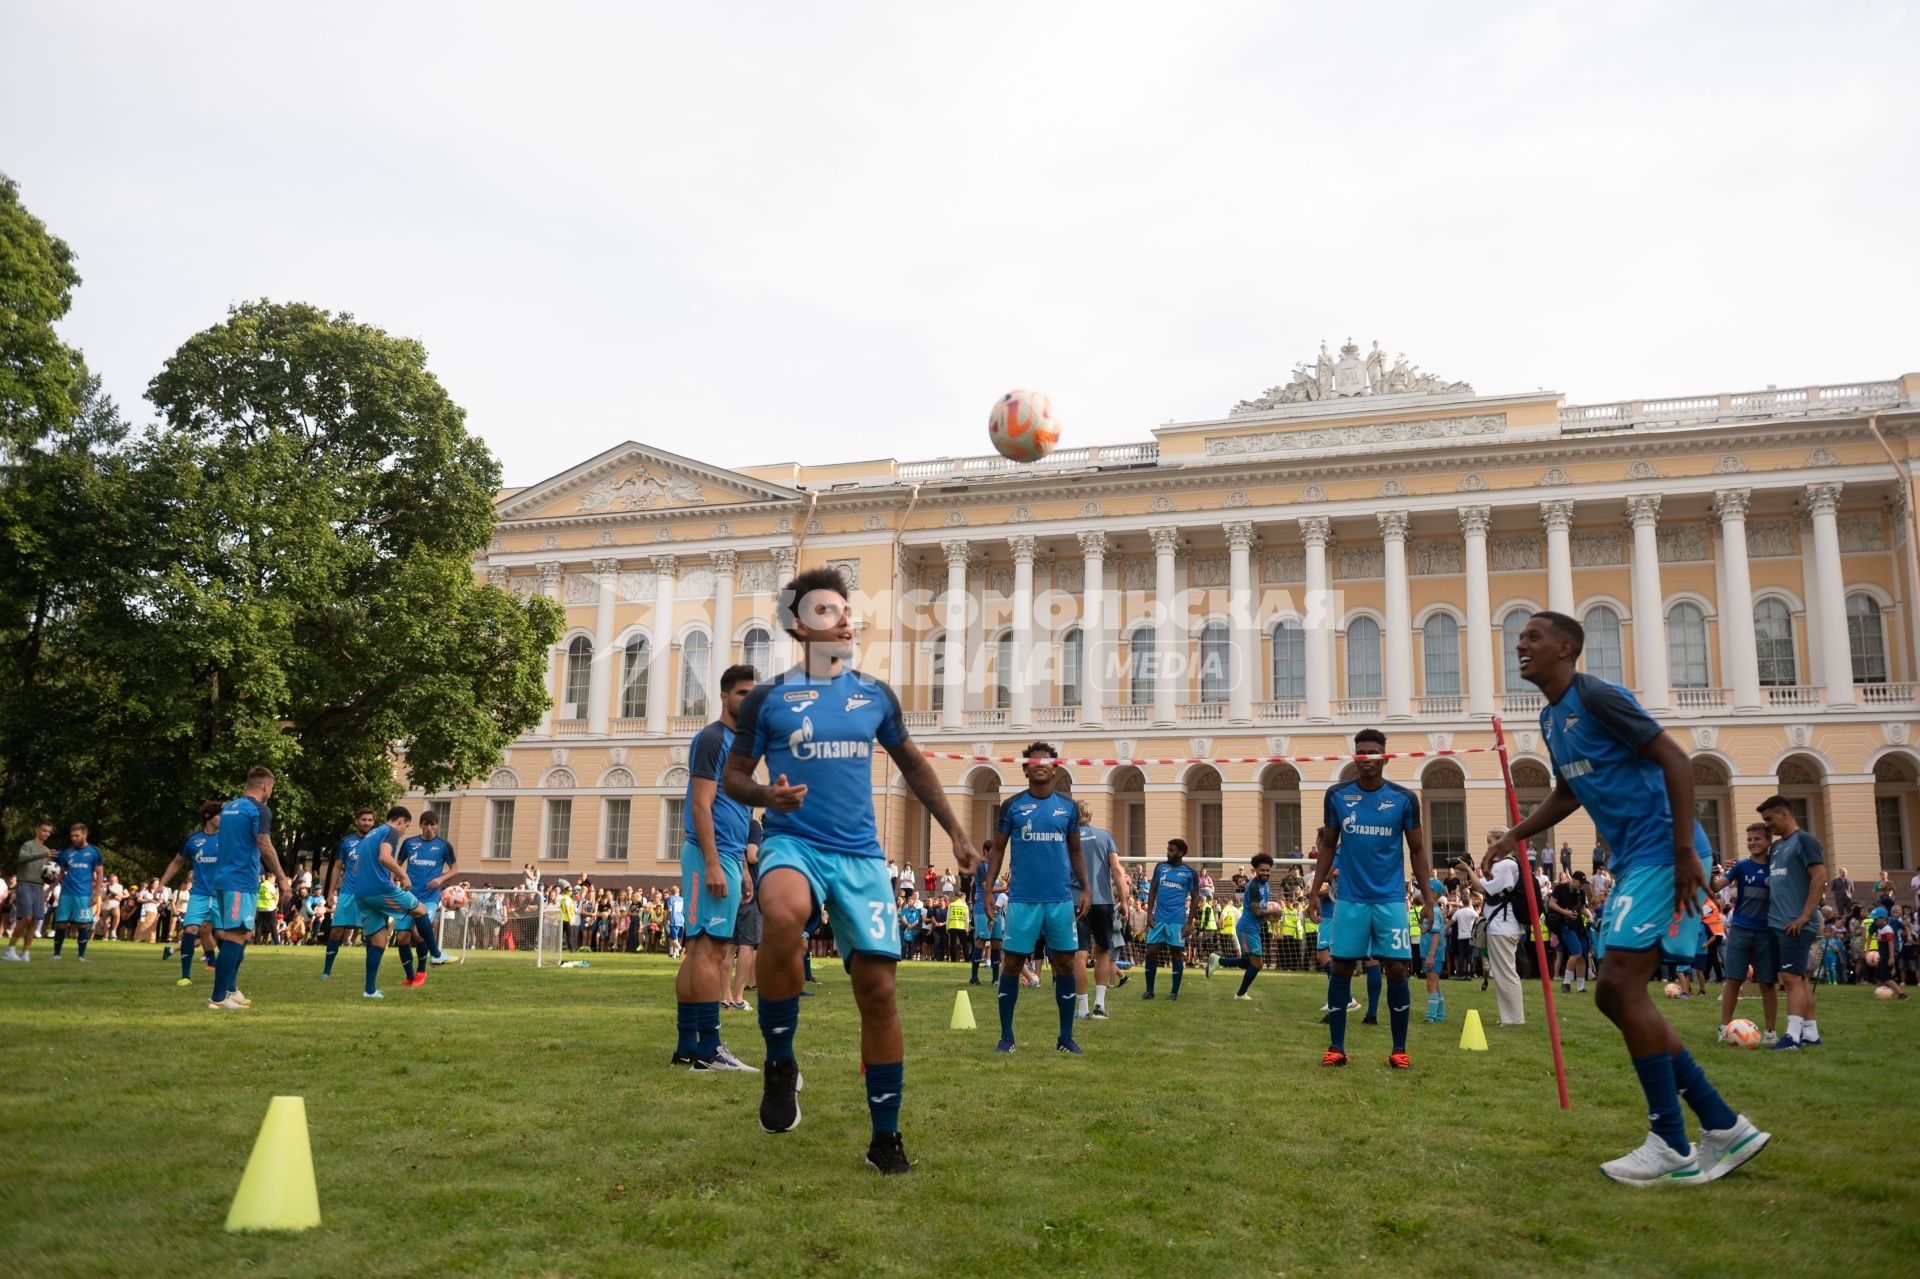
[1667,602,1710,689]
[1270,620,1304,702]
[1128,628,1155,705]
[1582,606,1625,684]
[563,636,592,716]
[1422,614,1462,698]
[1059,627,1083,708]
[1752,598,1796,687]
[1847,593,1887,685]
[741,626,772,678]
[993,632,1012,710]
[1346,616,1382,699]
[680,632,710,716]
[1500,612,1528,691]
[619,636,650,718]
[1198,622,1230,703]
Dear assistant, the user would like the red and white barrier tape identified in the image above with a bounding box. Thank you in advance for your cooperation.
[922,746,1503,767]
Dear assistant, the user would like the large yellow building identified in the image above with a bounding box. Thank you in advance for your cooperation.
[414,346,1920,885]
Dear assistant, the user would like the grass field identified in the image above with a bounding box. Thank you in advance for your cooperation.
[3,945,1916,1278]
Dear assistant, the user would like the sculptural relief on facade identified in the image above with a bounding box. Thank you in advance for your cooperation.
[1263,548,1305,583]
[1122,558,1155,591]
[1336,543,1384,579]
[1411,541,1463,576]
[1229,339,1473,414]
[1489,534,1541,571]
[578,467,705,513]
[1207,412,1505,456]
[1188,553,1230,588]
[1839,513,1884,552]
[826,558,862,590]
[1746,519,1796,557]
[1571,530,1624,567]
[1656,524,1709,563]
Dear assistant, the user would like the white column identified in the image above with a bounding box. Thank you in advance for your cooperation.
[1542,500,1576,617]
[1806,482,1856,709]
[1626,496,1670,712]
[1078,531,1109,728]
[1713,490,1763,712]
[710,550,737,693]
[1008,535,1036,730]
[771,547,797,673]
[1301,516,1334,723]
[1461,507,1495,718]
[1380,510,1413,720]
[888,545,910,691]
[537,562,563,734]
[1150,526,1179,726]
[588,558,619,735]
[940,539,969,730]
[1226,521,1256,726]
[646,555,678,734]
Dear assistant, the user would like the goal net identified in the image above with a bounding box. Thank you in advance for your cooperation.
[432,889,564,965]
[1110,856,1335,972]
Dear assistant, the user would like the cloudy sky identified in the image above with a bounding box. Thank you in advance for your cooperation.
[5,2,1916,487]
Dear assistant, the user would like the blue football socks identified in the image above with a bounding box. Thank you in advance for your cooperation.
[1671,1048,1737,1132]
[759,995,799,1062]
[695,1001,721,1059]
[364,942,384,995]
[1388,978,1411,1052]
[75,926,91,959]
[1237,966,1259,996]
[1055,974,1076,1043]
[866,1060,903,1138]
[399,947,415,981]
[1366,966,1382,1018]
[1145,962,1157,996]
[1631,1052,1690,1155]
[181,943,197,980]
[1327,972,1353,1052]
[1170,960,1184,997]
[998,970,1020,1040]
[676,1001,699,1056]
[323,937,342,977]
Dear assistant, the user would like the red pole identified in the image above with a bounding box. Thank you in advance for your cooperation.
[1491,715,1572,1110]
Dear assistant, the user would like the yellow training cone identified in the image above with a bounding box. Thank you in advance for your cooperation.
[1459,1009,1489,1052]
[950,990,977,1030]
[226,1096,320,1232]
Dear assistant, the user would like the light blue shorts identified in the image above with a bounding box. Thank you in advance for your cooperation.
[356,890,420,936]
[975,913,1004,942]
[182,892,217,929]
[209,889,254,932]
[1603,859,1706,962]
[1329,901,1413,962]
[329,894,362,932]
[680,840,743,942]
[53,894,94,926]
[1005,900,1078,955]
[1236,925,1265,957]
[758,835,899,967]
[1424,930,1447,967]
[1146,921,1186,948]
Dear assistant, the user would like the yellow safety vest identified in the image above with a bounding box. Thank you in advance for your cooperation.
[1219,906,1237,935]
[1408,902,1422,944]
[1280,906,1303,939]
[948,899,969,931]
[1200,902,1218,931]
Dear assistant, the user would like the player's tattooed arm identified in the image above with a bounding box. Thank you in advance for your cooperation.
[722,753,807,812]
[256,831,292,901]
[886,738,979,874]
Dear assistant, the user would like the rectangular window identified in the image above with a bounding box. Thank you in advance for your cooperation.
[1693,799,1722,861]
[1429,801,1467,861]
[1787,798,1812,841]
[1061,632,1082,708]
[1198,801,1223,857]
[486,799,515,860]
[1269,802,1302,858]
[1124,801,1146,857]
[662,798,684,859]
[603,798,631,861]
[1850,604,1889,684]
[1877,797,1906,871]
[544,798,572,860]
[620,643,649,718]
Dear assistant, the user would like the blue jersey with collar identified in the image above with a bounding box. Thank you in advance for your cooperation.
[345,824,403,896]
[180,831,218,890]
[1323,779,1421,904]
[214,795,272,894]
[997,790,1079,903]
[1151,862,1198,925]
[1725,858,1770,929]
[1241,877,1270,930]
[686,721,754,862]
[730,667,908,859]
[402,836,454,902]
[1540,674,1711,874]
[57,845,102,899]
[669,893,685,926]
[333,832,363,892]
[899,903,923,935]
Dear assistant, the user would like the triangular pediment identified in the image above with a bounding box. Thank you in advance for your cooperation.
[497,442,803,521]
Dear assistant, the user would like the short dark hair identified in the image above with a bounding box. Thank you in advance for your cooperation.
[421,811,440,827]
[1167,838,1188,853]
[1024,741,1057,760]
[386,805,412,822]
[198,800,223,822]
[246,765,276,785]
[70,821,89,834]
[720,663,757,694]
[1531,610,1586,657]
[1758,795,1792,815]
[1354,728,1387,750]
[34,817,53,828]
[1745,821,1769,834]
[777,567,853,640]
[355,807,375,819]
[1250,853,1274,868]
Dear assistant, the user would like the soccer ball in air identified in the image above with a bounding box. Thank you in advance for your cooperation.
[1662,983,1682,999]
[1725,1018,1761,1048]
[1875,984,1896,1000]
[987,389,1061,463]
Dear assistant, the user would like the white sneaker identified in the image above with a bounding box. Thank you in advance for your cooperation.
[1716,1025,1729,1043]
[206,995,248,1011]
[690,1044,760,1072]
[50,954,63,961]
[2,948,19,962]
[229,989,252,1007]
[1205,955,1220,979]
[1347,998,1363,1012]
[1695,1115,1770,1182]
[1762,1030,1779,1044]
[1599,1133,1701,1187]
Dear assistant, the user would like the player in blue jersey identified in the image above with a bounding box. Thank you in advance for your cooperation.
[1491,612,1767,1185]
[345,805,440,998]
[321,809,377,979]
[1071,801,1128,1019]
[1714,823,1779,1044]
[49,824,104,961]
[723,567,978,1174]
[1311,869,1360,1022]
[1209,853,1279,999]
[1759,795,1827,1049]
[981,743,1089,1054]
[1142,839,1199,1000]
[673,663,761,1072]
[969,858,1006,986]
[394,811,458,981]
[1309,729,1436,1069]
[157,802,224,984]
[207,767,293,1010]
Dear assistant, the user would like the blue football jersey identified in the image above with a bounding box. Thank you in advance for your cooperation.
[345,824,402,896]
[214,795,271,894]
[686,721,754,861]
[996,790,1079,903]
[180,831,218,889]
[730,667,908,858]
[1725,858,1770,929]
[403,836,454,900]
[1323,779,1421,904]
[1242,877,1270,926]
[1151,862,1198,924]
[57,845,102,898]
[1540,674,1710,873]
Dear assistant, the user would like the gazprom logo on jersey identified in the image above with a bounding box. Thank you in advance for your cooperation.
[1019,823,1065,843]
[1560,758,1595,779]
[1341,812,1396,839]
[787,716,870,762]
